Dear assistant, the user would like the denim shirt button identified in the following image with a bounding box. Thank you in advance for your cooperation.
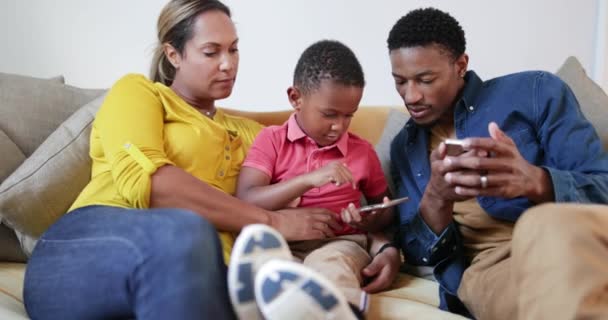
[468,105,475,111]
[422,257,428,263]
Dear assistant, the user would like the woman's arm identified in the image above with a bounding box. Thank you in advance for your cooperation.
[151,165,341,239]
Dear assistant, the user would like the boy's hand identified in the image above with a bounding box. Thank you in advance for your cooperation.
[340,197,390,232]
[304,161,356,189]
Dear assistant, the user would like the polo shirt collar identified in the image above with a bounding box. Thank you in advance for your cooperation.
[287,113,349,156]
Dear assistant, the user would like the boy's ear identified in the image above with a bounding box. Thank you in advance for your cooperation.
[287,86,302,111]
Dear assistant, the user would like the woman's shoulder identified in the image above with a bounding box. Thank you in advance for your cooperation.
[218,110,264,129]
[111,73,156,89]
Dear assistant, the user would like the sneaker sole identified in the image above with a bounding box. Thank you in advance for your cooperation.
[228,224,292,320]
[255,260,357,320]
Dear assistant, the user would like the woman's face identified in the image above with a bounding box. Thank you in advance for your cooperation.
[172,10,239,102]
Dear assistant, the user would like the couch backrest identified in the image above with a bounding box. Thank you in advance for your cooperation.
[0,72,105,158]
[224,106,403,145]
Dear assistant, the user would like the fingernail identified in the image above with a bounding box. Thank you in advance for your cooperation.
[444,158,452,165]
[445,172,452,182]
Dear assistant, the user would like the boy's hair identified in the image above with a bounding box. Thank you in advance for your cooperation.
[293,40,365,95]
[387,7,466,60]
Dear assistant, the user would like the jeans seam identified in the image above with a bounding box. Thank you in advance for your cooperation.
[39,236,144,262]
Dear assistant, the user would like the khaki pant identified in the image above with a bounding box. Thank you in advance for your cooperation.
[289,234,370,307]
[458,203,608,320]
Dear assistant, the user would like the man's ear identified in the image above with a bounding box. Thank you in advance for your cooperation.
[455,53,469,77]
[163,43,181,69]
[287,86,302,111]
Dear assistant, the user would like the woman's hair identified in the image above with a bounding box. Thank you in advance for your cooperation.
[293,40,365,95]
[150,0,231,85]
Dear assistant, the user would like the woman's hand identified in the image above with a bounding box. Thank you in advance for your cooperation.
[361,246,401,293]
[269,207,341,241]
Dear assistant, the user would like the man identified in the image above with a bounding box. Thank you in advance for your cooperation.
[388,7,608,319]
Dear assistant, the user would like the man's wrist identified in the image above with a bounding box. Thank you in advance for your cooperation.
[375,242,399,257]
[528,166,554,203]
[420,192,453,234]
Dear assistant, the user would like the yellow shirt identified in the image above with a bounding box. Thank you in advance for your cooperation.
[428,124,513,262]
[70,74,264,262]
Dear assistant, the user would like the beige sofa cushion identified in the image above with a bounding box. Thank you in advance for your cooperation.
[374,109,409,195]
[556,57,608,149]
[0,72,104,156]
[0,95,105,255]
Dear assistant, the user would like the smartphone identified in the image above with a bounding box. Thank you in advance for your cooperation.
[358,196,409,213]
[444,139,466,156]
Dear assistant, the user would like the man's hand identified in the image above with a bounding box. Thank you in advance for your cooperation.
[303,161,356,189]
[269,207,341,241]
[361,246,401,293]
[419,142,476,233]
[443,122,554,203]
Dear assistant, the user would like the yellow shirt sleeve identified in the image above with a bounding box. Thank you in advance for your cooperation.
[94,74,174,208]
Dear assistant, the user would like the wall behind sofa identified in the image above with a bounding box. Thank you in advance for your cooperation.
[0,0,605,111]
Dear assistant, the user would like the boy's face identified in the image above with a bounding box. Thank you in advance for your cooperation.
[288,80,363,147]
[389,44,467,127]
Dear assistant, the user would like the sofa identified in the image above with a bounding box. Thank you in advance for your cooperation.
[0,56,606,319]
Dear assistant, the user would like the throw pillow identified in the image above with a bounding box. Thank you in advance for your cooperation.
[374,109,410,196]
[555,56,608,150]
[0,72,105,156]
[0,94,106,256]
[0,130,25,184]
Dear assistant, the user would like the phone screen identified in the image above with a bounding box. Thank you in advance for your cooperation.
[359,196,409,213]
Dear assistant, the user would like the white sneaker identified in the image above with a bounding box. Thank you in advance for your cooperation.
[228,224,292,320]
[255,260,358,320]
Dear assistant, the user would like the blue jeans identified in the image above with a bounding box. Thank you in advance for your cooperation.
[24,205,237,320]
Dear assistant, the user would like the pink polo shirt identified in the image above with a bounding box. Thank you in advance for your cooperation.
[243,114,388,235]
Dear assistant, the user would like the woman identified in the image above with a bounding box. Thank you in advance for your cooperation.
[23,1,339,319]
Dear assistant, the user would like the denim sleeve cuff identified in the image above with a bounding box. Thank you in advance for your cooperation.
[542,166,576,202]
[408,213,460,264]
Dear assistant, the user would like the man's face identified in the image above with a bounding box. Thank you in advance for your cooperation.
[389,45,467,126]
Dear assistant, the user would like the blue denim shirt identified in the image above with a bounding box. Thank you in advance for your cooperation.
[390,70,608,316]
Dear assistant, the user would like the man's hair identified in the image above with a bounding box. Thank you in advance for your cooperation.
[293,40,365,95]
[387,8,466,59]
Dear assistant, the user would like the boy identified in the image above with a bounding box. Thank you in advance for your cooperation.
[232,40,399,318]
